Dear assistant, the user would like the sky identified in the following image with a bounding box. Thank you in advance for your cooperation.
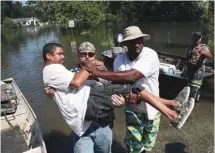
[13,0,27,5]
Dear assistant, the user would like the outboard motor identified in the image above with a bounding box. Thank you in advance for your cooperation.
[114,33,123,47]
[112,33,127,58]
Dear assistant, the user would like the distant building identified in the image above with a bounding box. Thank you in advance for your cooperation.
[11,17,48,26]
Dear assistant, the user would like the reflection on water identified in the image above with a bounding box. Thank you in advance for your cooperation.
[1,22,213,153]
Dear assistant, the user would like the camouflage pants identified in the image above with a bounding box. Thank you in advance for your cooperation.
[124,110,161,153]
[187,65,205,98]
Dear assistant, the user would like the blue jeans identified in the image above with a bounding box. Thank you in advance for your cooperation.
[72,121,112,153]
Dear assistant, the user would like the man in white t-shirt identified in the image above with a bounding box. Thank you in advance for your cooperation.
[113,28,161,152]
[84,26,195,153]
[42,43,92,137]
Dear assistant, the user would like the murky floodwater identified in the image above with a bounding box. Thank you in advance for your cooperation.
[1,22,214,153]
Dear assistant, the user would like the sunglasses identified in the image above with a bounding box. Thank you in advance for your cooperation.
[79,52,95,58]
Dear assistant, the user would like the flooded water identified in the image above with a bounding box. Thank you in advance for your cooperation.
[1,22,214,153]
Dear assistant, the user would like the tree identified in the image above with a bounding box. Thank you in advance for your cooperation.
[1,1,36,22]
[26,1,113,29]
[199,1,214,51]
[1,1,13,22]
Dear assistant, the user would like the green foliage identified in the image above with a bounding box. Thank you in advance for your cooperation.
[1,18,18,32]
[1,1,13,22]
[1,1,214,53]
[197,1,214,53]
[28,1,112,29]
[1,18,21,42]
[118,1,203,23]
[100,39,114,47]
[1,1,36,22]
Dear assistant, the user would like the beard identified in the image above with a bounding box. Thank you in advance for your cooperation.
[127,51,138,61]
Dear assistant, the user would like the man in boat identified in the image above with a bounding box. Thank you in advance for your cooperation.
[182,32,212,103]
[83,26,195,153]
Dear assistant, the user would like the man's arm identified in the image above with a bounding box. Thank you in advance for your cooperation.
[70,69,90,88]
[138,90,176,120]
[87,67,143,84]
[87,50,158,84]
[44,69,90,97]
[199,46,212,59]
[70,60,106,87]
[199,49,212,58]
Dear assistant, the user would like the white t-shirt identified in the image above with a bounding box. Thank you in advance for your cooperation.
[113,47,160,120]
[43,64,91,136]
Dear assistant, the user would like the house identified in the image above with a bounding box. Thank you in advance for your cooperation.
[11,17,48,26]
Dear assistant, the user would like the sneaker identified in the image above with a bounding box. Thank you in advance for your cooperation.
[175,86,190,111]
[172,98,195,129]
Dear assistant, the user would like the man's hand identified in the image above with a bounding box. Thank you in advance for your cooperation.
[198,49,208,56]
[196,46,211,58]
[94,60,104,66]
[44,87,55,98]
[193,47,201,56]
[111,94,125,107]
[84,60,106,75]
[127,92,141,104]
[85,59,104,66]
[96,65,107,71]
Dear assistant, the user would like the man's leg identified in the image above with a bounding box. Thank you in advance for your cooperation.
[124,110,145,153]
[195,88,201,102]
[107,83,176,115]
[145,86,190,110]
[189,83,202,104]
[93,124,112,153]
[109,83,190,109]
[141,113,160,152]
[138,90,177,121]
[138,89,194,129]
[124,111,160,153]
[188,66,204,103]
[72,121,111,153]
[189,85,199,99]
[73,136,94,153]
[72,124,95,153]
[103,83,192,127]
[109,83,190,121]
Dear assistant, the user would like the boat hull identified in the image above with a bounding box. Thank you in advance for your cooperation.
[1,78,47,153]
[102,50,214,82]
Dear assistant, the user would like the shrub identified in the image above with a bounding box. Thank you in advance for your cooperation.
[1,18,18,32]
